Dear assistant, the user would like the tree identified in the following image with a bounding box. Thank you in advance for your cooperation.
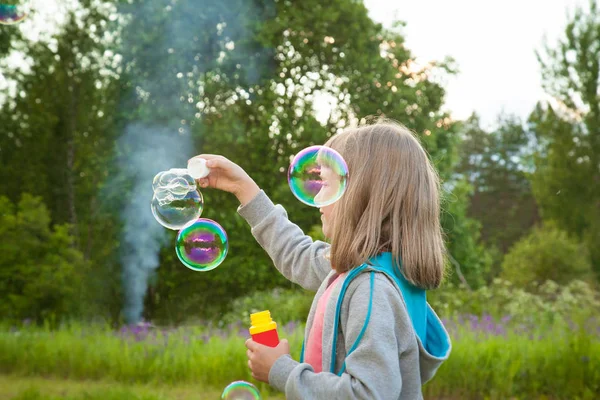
[0,1,124,323]
[455,113,539,276]
[440,179,494,288]
[0,194,85,323]
[532,0,600,279]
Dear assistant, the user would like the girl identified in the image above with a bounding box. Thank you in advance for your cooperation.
[192,121,451,399]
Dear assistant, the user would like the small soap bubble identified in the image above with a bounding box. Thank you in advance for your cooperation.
[288,145,349,207]
[151,169,203,230]
[221,381,261,400]
[176,218,228,272]
[0,1,31,25]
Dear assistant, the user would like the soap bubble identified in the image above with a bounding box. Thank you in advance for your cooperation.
[288,145,349,207]
[151,169,203,230]
[175,218,228,271]
[221,381,261,400]
[0,1,31,25]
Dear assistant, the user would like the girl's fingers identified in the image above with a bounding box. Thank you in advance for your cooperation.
[205,158,224,168]
[189,154,226,168]
[189,154,220,162]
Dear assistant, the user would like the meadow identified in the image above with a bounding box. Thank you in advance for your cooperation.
[1,313,598,400]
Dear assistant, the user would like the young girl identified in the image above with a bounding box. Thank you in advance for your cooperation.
[192,121,451,399]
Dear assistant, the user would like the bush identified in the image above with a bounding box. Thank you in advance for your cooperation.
[429,278,600,325]
[500,223,593,288]
[0,194,86,323]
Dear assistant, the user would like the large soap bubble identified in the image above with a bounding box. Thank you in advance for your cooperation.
[151,168,203,230]
[288,145,349,207]
[175,218,228,272]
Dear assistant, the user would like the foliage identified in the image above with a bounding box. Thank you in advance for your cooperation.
[0,194,85,323]
[440,179,494,288]
[430,278,599,325]
[500,224,593,288]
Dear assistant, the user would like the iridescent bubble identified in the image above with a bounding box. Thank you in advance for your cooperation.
[288,145,349,207]
[0,1,31,25]
[175,218,228,272]
[151,169,203,230]
[221,381,261,400]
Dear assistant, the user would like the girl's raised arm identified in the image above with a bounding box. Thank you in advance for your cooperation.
[238,190,331,291]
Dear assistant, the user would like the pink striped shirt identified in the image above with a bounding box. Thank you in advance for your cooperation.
[304,273,346,373]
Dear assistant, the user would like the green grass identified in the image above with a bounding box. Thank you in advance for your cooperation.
[0,320,598,399]
[0,375,284,400]
[0,322,301,397]
[424,323,600,399]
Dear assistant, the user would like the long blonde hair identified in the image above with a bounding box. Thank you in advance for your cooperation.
[325,120,446,289]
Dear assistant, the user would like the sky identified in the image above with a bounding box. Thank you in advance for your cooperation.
[363,0,588,128]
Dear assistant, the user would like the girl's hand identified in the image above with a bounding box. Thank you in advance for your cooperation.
[245,338,290,383]
[189,154,260,206]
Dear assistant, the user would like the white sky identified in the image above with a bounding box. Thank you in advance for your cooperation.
[364,0,588,128]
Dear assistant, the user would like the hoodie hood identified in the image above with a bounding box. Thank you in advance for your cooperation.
[352,253,452,382]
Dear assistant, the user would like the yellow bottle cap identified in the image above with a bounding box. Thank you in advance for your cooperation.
[249,310,277,335]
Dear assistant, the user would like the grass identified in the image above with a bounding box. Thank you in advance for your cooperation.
[0,375,285,400]
[0,322,301,398]
[1,318,599,399]
[423,318,600,399]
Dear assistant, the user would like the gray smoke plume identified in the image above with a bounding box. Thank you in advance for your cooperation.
[116,124,193,324]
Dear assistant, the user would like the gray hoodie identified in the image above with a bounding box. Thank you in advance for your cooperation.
[238,191,451,400]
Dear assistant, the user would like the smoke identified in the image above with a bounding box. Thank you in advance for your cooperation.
[116,124,192,324]
[110,0,275,324]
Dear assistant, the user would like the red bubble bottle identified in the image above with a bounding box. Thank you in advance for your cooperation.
[249,310,280,347]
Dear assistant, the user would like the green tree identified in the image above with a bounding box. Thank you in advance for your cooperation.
[532,0,600,279]
[0,194,85,323]
[0,2,124,323]
[441,179,494,288]
[455,114,539,277]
